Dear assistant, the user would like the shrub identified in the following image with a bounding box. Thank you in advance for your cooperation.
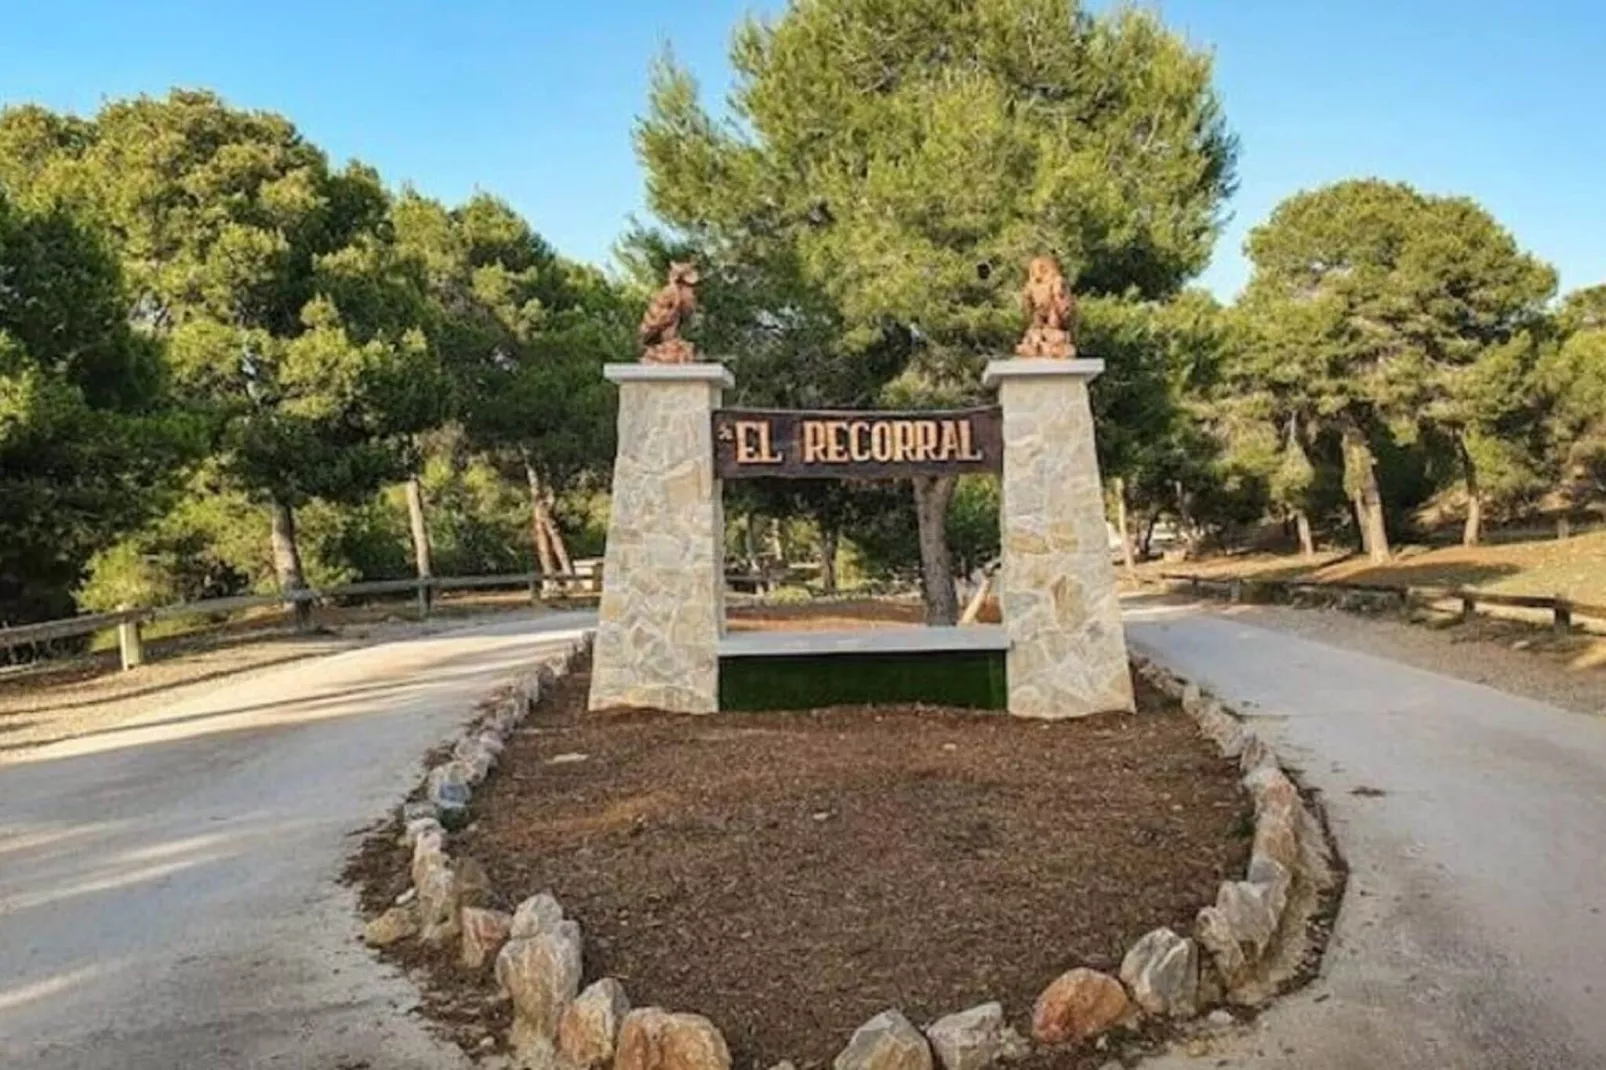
[767,584,813,605]
[77,541,182,612]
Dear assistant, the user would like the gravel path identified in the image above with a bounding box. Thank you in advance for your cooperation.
[0,607,543,761]
[1128,599,1606,1069]
[0,611,592,1070]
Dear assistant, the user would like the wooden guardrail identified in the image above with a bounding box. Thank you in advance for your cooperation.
[0,570,605,671]
[1160,572,1606,636]
[0,565,818,672]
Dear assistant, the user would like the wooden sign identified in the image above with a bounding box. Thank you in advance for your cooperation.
[713,407,1003,480]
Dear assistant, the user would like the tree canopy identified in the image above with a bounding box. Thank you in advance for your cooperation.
[0,187,186,621]
[1232,179,1556,551]
[1,91,628,627]
[636,0,1238,617]
[4,17,1606,632]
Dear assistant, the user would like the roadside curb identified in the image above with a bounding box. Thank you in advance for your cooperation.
[1130,652,1344,1008]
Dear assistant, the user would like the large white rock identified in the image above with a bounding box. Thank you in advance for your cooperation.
[614,1007,731,1070]
[497,919,583,1053]
[1119,928,1200,1017]
[460,907,513,970]
[362,904,419,947]
[558,978,630,1069]
[454,736,500,783]
[403,816,443,849]
[924,1002,1024,1070]
[985,360,1133,718]
[510,891,565,939]
[834,1010,933,1070]
[416,861,461,945]
[1216,880,1279,958]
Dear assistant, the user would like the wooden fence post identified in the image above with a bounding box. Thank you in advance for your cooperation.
[1555,596,1573,635]
[291,591,313,633]
[116,611,144,671]
[1460,593,1476,623]
[416,579,433,621]
[1229,577,1244,604]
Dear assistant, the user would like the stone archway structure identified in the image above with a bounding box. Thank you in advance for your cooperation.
[587,358,1132,719]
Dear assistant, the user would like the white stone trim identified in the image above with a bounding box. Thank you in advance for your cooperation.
[982,358,1105,386]
[603,362,735,388]
[719,624,1009,659]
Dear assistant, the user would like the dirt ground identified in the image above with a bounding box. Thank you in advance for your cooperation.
[351,657,1251,1070]
[726,598,925,631]
[1144,528,1606,608]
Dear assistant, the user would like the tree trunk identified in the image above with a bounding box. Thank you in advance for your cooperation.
[960,568,994,624]
[769,518,787,565]
[1462,486,1483,547]
[1342,424,1391,563]
[1351,494,1373,556]
[1360,480,1390,562]
[819,526,839,595]
[544,509,573,575]
[269,496,307,589]
[524,458,559,585]
[404,475,433,580]
[912,475,959,625]
[269,495,312,632]
[1174,480,1197,557]
[1365,496,1392,562]
[1140,511,1158,559]
[743,512,760,582]
[1458,437,1483,547]
[1113,476,1137,579]
[1294,510,1315,560]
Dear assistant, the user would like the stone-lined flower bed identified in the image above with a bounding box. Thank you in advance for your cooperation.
[357,636,588,957]
[354,643,1339,1070]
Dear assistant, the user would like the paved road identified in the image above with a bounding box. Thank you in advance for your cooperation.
[0,611,592,1070]
[1128,598,1606,1070]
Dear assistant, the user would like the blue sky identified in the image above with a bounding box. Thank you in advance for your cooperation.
[3,0,1603,300]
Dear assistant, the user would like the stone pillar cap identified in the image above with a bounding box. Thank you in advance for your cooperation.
[604,363,735,388]
[982,358,1105,386]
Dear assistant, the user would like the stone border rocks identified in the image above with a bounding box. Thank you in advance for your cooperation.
[361,632,737,1070]
[832,657,1341,1070]
[1130,655,1340,1010]
[363,648,1340,1070]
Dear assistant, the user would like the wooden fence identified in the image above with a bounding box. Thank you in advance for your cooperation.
[1160,572,1606,636]
[0,570,604,671]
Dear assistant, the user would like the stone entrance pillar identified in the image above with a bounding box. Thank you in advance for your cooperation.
[983,358,1134,718]
[588,363,733,714]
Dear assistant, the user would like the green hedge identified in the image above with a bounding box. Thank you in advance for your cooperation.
[719,650,1006,711]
